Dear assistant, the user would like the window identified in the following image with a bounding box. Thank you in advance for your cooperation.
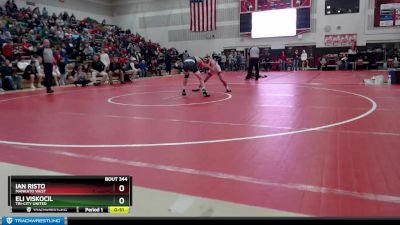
[325,0,360,15]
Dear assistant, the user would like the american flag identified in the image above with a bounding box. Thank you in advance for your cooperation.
[190,0,217,32]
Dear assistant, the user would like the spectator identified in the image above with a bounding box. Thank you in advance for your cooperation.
[109,57,125,84]
[220,52,227,71]
[301,50,308,70]
[138,59,147,77]
[70,14,77,25]
[52,64,61,86]
[42,7,48,18]
[0,60,22,90]
[90,54,108,86]
[279,51,287,71]
[83,42,94,60]
[236,52,241,71]
[124,57,139,80]
[319,57,327,70]
[232,52,238,71]
[72,64,90,86]
[22,38,33,55]
[24,60,43,89]
[339,53,348,70]
[100,48,110,71]
[56,45,69,85]
[2,40,13,61]
[292,49,300,71]
[240,53,246,71]
[165,52,172,75]
[150,57,161,76]
[264,52,272,71]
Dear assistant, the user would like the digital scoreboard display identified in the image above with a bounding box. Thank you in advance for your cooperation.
[8,176,132,214]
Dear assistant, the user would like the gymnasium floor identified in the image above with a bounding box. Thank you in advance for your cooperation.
[0,70,400,217]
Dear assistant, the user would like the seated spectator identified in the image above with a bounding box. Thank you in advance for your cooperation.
[0,60,22,90]
[100,48,110,71]
[52,64,61,86]
[109,57,125,85]
[54,46,69,85]
[301,50,308,70]
[150,57,161,76]
[138,60,147,77]
[319,57,327,70]
[72,64,90,87]
[24,60,43,89]
[22,38,34,55]
[124,57,139,81]
[83,42,94,60]
[2,40,13,61]
[90,54,108,86]
[264,53,272,71]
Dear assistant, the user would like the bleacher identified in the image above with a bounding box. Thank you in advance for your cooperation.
[0,3,183,92]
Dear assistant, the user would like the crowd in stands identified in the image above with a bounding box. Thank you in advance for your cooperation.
[1,0,398,92]
[256,47,399,72]
[0,0,186,92]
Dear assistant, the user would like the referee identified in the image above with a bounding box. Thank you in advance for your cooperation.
[38,39,54,93]
[246,46,260,81]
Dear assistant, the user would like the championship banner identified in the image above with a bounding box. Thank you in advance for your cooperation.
[324,34,357,47]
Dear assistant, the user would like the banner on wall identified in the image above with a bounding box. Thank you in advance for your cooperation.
[324,34,357,47]
[292,0,311,8]
[380,4,397,26]
[375,2,400,27]
[241,0,257,13]
[396,8,400,25]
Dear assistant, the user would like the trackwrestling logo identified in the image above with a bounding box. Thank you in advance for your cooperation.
[2,217,64,225]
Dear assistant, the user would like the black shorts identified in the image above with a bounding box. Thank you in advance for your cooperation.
[23,73,38,80]
[183,58,198,73]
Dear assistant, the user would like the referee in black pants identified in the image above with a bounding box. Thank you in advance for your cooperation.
[38,39,54,94]
[246,46,260,81]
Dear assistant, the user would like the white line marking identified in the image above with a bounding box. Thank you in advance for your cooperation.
[0,86,378,148]
[259,104,294,108]
[66,113,400,137]
[103,114,294,130]
[163,95,182,100]
[20,148,400,205]
[107,91,233,107]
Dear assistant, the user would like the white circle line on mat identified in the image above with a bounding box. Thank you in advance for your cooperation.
[107,91,233,107]
[0,86,377,148]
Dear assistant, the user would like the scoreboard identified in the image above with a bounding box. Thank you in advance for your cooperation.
[240,0,312,36]
[8,176,132,214]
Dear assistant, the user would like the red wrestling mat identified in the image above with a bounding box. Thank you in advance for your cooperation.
[1,71,400,216]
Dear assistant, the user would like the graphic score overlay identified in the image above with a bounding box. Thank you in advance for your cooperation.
[8,176,132,214]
